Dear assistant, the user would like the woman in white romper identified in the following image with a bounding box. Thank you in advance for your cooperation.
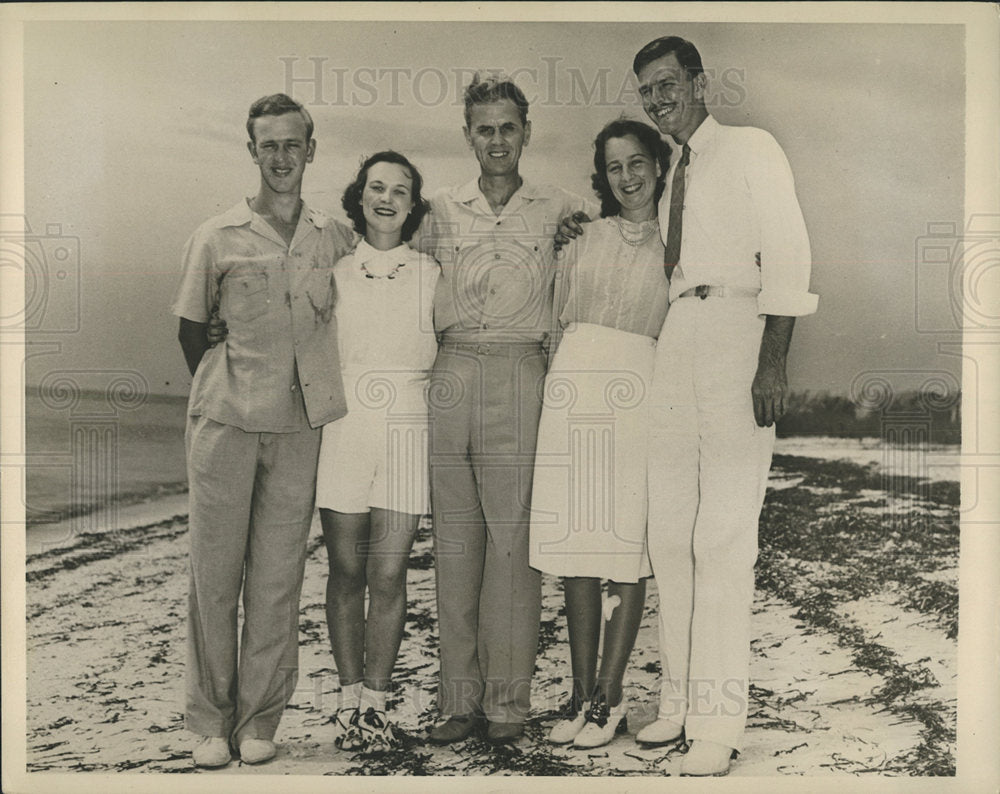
[316,152,439,751]
[530,120,670,749]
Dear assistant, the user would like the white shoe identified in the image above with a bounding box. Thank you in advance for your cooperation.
[572,697,628,749]
[359,707,400,752]
[635,717,684,747]
[192,736,231,768]
[548,698,589,745]
[332,707,364,751]
[680,740,735,776]
[238,738,276,765]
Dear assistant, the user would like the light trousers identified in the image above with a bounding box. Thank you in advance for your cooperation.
[646,297,774,752]
[184,415,321,745]
[428,343,545,724]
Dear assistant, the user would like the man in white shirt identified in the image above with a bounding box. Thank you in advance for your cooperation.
[557,36,817,775]
[638,35,818,776]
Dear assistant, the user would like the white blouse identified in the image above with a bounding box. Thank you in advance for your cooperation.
[554,216,670,341]
[333,240,440,380]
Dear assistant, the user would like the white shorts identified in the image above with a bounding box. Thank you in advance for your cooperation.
[315,371,430,515]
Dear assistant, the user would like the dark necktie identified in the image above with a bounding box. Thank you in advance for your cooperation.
[663,143,691,281]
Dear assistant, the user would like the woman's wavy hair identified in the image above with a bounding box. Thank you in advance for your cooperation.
[342,150,429,242]
[590,118,672,219]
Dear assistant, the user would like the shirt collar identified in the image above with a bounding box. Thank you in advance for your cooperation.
[214,198,328,230]
[677,114,719,156]
[452,176,545,205]
[214,199,254,228]
[353,239,410,266]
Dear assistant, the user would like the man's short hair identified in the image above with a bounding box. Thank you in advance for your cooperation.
[463,73,529,127]
[246,93,314,142]
[632,36,704,78]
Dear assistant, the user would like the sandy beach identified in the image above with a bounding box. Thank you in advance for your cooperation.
[23,441,958,780]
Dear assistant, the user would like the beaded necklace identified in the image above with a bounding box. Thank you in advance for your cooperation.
[360,260,406,280]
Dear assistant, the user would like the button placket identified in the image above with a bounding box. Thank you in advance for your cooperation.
[280,257,303,354]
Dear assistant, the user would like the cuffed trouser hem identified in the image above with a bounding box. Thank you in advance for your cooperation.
[184,718,230,740]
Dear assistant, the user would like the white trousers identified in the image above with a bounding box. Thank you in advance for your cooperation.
[646,296,774,752]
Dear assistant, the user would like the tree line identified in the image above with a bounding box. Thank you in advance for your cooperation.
[777,390,961,444]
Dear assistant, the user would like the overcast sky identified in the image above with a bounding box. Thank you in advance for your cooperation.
[21,19,965,398]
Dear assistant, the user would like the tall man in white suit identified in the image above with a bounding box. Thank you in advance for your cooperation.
[635,36,818,775]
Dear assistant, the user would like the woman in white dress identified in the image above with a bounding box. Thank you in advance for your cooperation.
[315,152,440,752]
[530,119,670,749]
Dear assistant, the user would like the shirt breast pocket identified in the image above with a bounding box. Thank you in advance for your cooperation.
[225,272,269,323]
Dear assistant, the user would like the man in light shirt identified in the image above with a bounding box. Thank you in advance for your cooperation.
[172,94,355,768]
[414,74,592,745]
[639,35,818,776]
[558,36,817,775]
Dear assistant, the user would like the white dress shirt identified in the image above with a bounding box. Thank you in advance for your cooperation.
[658,114,818,317]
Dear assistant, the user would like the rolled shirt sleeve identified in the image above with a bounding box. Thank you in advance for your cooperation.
[744,129,818,317]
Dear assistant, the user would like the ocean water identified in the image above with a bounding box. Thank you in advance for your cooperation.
[22,388,961,531]
[24,389,189,526]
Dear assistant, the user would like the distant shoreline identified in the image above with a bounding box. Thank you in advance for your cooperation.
[25,481,189,529]
[23,437,962,541]
[25,385,189,405]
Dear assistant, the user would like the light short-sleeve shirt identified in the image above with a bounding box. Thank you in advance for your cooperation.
[659,115,818,317]
[414,178,594,343]
[171,199,357,432]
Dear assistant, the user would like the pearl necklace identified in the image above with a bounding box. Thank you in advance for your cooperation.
[615,216,658,247]
[360,261,406,280]
[615,215,659,248]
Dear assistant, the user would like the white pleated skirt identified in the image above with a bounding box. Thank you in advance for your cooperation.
[529,322,654,582]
